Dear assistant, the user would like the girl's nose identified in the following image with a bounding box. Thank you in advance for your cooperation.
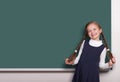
[91,30,94,34]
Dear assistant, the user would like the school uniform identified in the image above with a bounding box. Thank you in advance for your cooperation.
[72,39,112,82]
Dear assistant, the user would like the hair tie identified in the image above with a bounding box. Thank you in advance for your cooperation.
[74,50,77,53]
[107,49,110,51]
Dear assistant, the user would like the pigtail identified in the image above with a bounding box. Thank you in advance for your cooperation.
[68,22,91,62]
[101,32,114,63]
[68,30,88,62]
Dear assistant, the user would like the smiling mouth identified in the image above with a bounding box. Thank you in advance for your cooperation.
[91,33,97,37]
[91,34,96,36]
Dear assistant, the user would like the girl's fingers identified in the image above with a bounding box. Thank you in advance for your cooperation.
[65,58,73,65]
[109,60,113,66]
[65,58,70,64]
[111,57,116,63]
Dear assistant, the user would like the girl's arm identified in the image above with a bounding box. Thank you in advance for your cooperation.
[73,40,85,65]
[99,48,112,70]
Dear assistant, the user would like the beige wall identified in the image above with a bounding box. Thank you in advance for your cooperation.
[0,0,120,82]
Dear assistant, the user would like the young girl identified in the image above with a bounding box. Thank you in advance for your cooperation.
[65,21,116,82]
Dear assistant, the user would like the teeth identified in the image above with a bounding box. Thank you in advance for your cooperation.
[92,34,96,36]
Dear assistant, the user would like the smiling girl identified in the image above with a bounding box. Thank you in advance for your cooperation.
[65,21,116,82]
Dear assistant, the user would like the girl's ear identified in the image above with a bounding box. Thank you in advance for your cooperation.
[100,28,102,34]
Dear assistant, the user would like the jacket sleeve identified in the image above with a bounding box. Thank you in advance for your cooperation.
[99,48,112,70]
[73,40,85,65]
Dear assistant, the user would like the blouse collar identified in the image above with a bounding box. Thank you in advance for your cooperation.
[89,39,103,47]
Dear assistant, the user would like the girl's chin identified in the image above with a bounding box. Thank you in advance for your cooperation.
[91,38,99,40]
[90,36,99,40]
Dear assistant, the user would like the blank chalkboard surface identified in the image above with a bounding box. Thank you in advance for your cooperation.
[0,0,111,68]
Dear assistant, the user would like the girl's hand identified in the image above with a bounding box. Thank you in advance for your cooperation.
[109,60,113,66]
[109,56,116,66]
[65,58,74,65]
[111,56,116,63]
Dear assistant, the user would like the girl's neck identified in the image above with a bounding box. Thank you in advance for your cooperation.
[89,39,102,47]
[90,39,101,41]
[91,37,100,41]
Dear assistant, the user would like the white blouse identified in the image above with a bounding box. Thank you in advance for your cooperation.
[73,39,112,70]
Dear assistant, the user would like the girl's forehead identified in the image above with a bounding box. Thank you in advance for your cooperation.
[87,23,99,29]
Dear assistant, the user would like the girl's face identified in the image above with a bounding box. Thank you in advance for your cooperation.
[86,23,102,40]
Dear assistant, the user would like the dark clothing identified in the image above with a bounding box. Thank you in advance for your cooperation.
[72,40,104,82]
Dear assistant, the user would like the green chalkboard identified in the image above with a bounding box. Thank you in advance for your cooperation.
[0,0,111,68]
